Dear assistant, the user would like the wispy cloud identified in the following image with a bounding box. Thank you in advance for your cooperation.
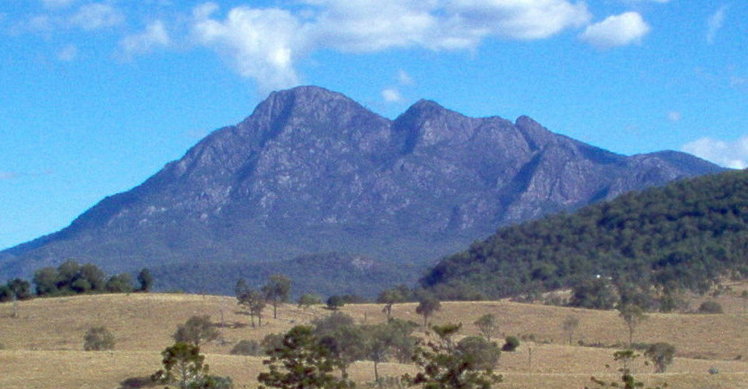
[579,12,650,48]
[706,5,728,44]
[0,171,18,180]
[682,135,748,169]
[70,3,124,31]
[119,20,170,59]
[667,111,682,122]
[381,88,403,103]
[58,44,78,61]
[41,0,77,9]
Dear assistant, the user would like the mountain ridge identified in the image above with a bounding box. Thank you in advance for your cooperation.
[0,86,725,291]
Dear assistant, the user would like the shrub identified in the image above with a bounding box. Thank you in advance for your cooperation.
[502,336,520,352]
[697,301,723,314]
[84,326,115,351]
[230,340,262,356]
[644,342,676,373]
[173,315,220,346]
[326,295,345,310]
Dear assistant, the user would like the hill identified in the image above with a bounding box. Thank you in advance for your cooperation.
[0,292,747,388]
[0,86,722,294]
[422,169,748,300]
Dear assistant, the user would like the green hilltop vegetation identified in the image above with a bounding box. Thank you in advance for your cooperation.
[421,169,748,303]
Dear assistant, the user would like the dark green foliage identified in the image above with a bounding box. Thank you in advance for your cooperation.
[422,170,748,300]
[501,336,520,352]
[263,274,291,319]
[697,300,723,314]
[0,278,32,302]
[230,340,262,356]
[326,295,345,310]
[456,336,501,370]
[173,315,220,347]
[569,278,619,309]
[137,268,153,292]
[261,333,285,354]
[403,323,502,389]
[256,325,354,389]
[645,343,676,373]
[312,312,355,335]
[361,320,418,382]
[415,293,441,327]
[84,326,115,351]
[31,261,135,297]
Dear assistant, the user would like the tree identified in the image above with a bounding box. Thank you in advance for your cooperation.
[137,268,154,292]
[318,323,366,379]
[456,336,501,370]
[33,267,60,296]
[257,325,354,389]
[105,273,134,293]
[377,288,404,320]
[298,293,322,309]
[473,314,497,341]
[562,315,580,345]
[152,342,210,389]
[231,340,262,356]
[263,274,291,319]
[416,293,441,327]
[569,278,619,310]
[586,350,666,389]
[403,323,503,389]
[361,320,416,384]
[84,326,115,351]
[326,295,345,310]
[618,304,647,347]
[173,315,220,347]
[7,278,32,300]
[78,263,106,292]
[237,288,266,328]
[644,343,675,373]
[697,300,723,314]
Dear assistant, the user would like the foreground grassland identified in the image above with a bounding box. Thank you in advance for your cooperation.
[1,290,747,388]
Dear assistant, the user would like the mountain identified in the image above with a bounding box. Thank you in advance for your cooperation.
[421,168,748,300]
[0,86,724,293]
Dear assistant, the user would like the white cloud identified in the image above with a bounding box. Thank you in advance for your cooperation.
[682,136,748,169]
[189,1,590,90]
[119,20,170,58]
[579,12,650,48]
[381,88,403,103]
[70,3,124,31]
[58,44,78,61]
[706,5,728,44]
[667,111,681,122]
[192,5,303,92]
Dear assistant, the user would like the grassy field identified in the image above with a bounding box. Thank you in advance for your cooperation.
[1,291,747,388]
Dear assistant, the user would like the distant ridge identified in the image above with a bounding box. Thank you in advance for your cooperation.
[0,86,724,294]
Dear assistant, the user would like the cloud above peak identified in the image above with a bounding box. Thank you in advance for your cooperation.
[189,0,592,91]
[683,136,748,169]
[579,12,650,48]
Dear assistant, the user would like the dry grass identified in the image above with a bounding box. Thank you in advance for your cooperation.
[1,291,747,388]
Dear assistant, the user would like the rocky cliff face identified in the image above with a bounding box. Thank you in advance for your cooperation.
[0,86,724,285]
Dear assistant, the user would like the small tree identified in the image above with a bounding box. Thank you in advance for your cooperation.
[645,343,676,373]
[152,342,210,389]
[173,315,220,347]
[298,293,322,309]
[326,295,345,310]
[697,300,723,314]
[502,336,520,352]
[474,314,497,341]
[257,325,353,389]
[105,273,134,293]
[237,288,267,327]
[263,274,291,319]
[377,288,404,321]
[415,293,441,327]
[457,336,501,370]
[403,323,503,389]
[137,268,153,292]
[562,315,580,345]
[84,326,115,351]
[586,350,666,389]
[230,340,262,356]
[618,304,647,347]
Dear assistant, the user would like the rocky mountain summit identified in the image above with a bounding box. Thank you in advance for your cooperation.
[0,86,723,290]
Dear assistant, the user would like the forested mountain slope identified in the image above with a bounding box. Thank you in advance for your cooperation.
[422,169,748,299]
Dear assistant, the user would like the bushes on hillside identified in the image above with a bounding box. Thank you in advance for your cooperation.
[84,326,115,351]
[697,301,723,314]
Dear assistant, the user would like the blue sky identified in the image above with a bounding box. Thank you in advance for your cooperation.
[0,0,746,250]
